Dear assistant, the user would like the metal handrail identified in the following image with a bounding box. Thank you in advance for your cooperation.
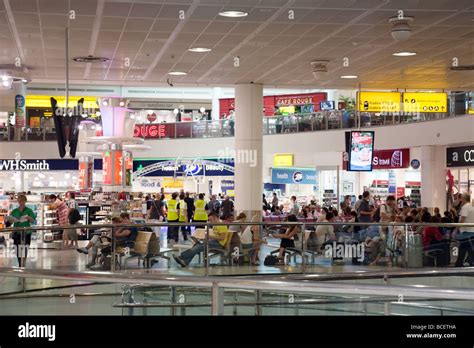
[0,268,473,301]
[1,221,474,233]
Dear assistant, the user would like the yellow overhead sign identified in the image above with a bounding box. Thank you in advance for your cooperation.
[357,92,401,112]
[274,154,294,167]
[26,95,99,109]
[402,92,447,113]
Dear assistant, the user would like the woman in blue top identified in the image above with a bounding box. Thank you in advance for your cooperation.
[10,194,36,267]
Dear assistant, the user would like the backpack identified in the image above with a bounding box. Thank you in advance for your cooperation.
[264,255,279,266]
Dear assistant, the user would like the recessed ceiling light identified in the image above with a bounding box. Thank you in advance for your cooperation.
[219,11,248,18]
[168,71,187,76]
[340,75,358,79]
[188,47,212,53]
[393,51,417,57]
[1,75,9,81]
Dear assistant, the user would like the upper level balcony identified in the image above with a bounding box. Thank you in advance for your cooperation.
[0,110,470,142]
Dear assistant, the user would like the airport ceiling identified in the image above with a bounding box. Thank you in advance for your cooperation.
[0,0,473,89]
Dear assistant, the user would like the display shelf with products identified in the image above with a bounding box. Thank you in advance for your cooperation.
[322,190,337,208]
[369,180,389,203]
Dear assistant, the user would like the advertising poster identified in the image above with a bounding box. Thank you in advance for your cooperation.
[102,151,112,185]
[348,131,375,171]
[388,170,396,194]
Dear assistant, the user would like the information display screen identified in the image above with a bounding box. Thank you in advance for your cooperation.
[320,101,335,110]
[348,131,375,171]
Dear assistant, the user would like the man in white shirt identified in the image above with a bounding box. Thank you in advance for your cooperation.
[455,193,474,267]
[315,212,335,248]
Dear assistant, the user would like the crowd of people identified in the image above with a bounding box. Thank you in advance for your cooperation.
[3,188,474,269]
[262,191,474,267]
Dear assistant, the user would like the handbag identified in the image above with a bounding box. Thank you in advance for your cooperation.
[264,255,278,266]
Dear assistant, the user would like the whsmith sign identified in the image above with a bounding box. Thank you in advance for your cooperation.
[0,159,103,171]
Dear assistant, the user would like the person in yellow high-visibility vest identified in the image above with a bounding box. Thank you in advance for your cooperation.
[167,192,179,244]
[193,193,208,224]
[178,192,188,241]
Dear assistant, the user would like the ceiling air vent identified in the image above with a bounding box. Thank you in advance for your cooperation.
[450,65,474,71]
[73,55,110,63]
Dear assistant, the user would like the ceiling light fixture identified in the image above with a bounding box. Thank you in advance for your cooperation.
[219,11,248,18]
[1,75,8,81]
[389,16,414,41]
[168,71,187,76]
[340,75,358,79]
[2,80,10,87]
[188,47,212,53]
[310,60,329,80]
[393,51,417,57]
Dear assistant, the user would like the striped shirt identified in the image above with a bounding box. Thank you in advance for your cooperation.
[55,199,69,226]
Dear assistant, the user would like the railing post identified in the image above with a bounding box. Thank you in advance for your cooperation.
[170,286,176,316]
[211,281,224,316]
[111,225,116,272]
[255,290,262,316]
[405,224,409,269]
[302,223,306,274]
[205,224,210,277]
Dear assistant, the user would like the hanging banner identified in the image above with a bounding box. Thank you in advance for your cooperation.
[15,94,26,128]
[388,170,397,194]
[102,150,113,185]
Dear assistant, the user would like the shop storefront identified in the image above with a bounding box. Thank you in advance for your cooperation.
[342,148,421,206]
[446,144,474,198]
[219,92,328,117]
[132,157,234,195]
[265,166,318,209]
[0,158,103,194]
[130,100,213,139]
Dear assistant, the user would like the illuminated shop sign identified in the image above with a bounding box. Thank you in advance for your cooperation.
[133,158,235,177]
[271,168,317,185]
[0,159,103,171]
[447,145,474,167]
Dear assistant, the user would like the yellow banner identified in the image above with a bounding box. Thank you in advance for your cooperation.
[402,92,447,113]
[162,178,184,189]
[357,92,401,112]
[274,154,294,167]
[26,95,99,109]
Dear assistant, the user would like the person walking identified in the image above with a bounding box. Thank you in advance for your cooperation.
[455,193,474,267]
[9,194,36,267]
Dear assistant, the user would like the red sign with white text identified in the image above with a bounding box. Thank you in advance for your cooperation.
[372,148,410,169]
[397,187,405,198]
[102,151,112,185]
[113,150,123,186]
[343,148,410,170]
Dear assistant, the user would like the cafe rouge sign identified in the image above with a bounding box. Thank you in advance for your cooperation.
[343,148,410,170]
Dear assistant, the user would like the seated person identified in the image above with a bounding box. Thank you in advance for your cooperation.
[273,214,300,264]
[422,216,445,251]
[115,213,139,249]
[173,212,231,267]
[77,217,120,268]
[315,212,336,249]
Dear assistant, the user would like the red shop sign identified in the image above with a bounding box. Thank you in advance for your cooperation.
[343,148,410,170]
[372,148,410,169]
[134,124,167,138]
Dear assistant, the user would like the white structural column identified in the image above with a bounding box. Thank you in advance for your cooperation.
[234,84,263,218]
[211,87,222,120]
[420,145,446,210]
